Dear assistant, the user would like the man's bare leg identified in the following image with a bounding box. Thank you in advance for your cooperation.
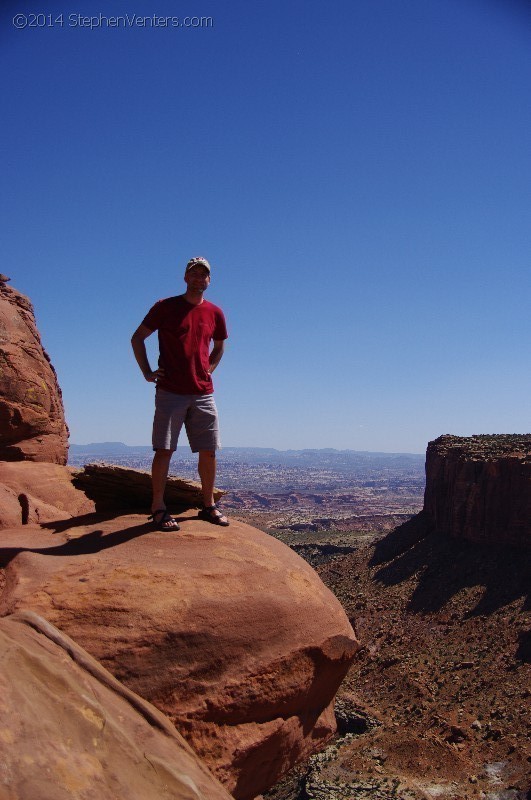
[198,449,216,507]
[198,449,229,525]
[151,449,180,529]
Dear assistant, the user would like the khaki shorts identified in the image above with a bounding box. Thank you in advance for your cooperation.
[152,389,220,452]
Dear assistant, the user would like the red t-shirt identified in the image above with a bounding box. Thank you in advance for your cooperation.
[142,296,228,395]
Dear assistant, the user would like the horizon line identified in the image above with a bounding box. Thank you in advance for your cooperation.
[69,441,426,456]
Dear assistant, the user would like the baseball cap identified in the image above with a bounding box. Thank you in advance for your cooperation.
[185,256,211,274]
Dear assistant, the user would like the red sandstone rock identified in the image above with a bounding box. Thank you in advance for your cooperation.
[73,462,225,510]
[424,434,531,548]
[0,482,21,529]
[0,610,232,800]
[0,461,95,528]
[0,514,360,799]
[0,461,224,529]
[0,279,68,463]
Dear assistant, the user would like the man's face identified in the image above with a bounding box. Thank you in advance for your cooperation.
[185,265,211,292]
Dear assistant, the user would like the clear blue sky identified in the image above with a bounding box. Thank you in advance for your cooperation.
[1,0,530,453]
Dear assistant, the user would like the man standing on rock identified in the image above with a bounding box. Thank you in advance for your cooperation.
[131,256,229,531]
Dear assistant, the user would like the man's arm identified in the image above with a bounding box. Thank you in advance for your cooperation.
[131,324,163,383]
[208,340,225,374]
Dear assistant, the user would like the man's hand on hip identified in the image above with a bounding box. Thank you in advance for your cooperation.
[145,368,165,383]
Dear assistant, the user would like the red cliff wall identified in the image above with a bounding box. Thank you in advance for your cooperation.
[0,277,68,464]
[424,434,530,548]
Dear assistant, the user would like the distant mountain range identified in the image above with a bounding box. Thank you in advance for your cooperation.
[71,442,153,454]
[70,441,423,456]
[70,442,425,468]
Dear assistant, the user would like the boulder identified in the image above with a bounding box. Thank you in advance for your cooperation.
[0,610,232,800]
[424,434,531,547]
[0,279,69,463]
[0,514,360,799]
[72,462,225,510]
[0,461,95,528]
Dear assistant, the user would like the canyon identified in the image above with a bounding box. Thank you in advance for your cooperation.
[0,276,529,799]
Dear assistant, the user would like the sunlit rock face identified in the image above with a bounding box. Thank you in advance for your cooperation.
[0,610,233,800]
[1,515,360,799]
[0,461,95,528]
[424,434,531,548]
[0,277,69,464]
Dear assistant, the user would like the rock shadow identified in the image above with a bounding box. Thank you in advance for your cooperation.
[0,516,184,568]
[40,503,194,533]
[41,511,135,533]
[516,628,531,663]
[369,512,431,566]
[370,519,530,617]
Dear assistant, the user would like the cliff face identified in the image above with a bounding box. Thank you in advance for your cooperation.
[0,276,68,463]
[424,434,531,548]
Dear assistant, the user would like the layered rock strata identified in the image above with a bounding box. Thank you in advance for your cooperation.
[424,434,531,547]
[0,514,360,799]
[73,462,224,510]
[0,610,232,800]
[0,276,68,463]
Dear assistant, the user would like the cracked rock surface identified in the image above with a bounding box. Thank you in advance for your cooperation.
[0,610,232,800]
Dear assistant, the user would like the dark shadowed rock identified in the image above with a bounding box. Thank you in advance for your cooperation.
[0,279,68,463]
[424,434,531,547]
[72,462,224,510]
[0,514,360,799]
[0,610,232,800]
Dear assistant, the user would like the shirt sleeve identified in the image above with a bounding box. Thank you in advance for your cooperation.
[213,308,228,341]
[141,300,165,332]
